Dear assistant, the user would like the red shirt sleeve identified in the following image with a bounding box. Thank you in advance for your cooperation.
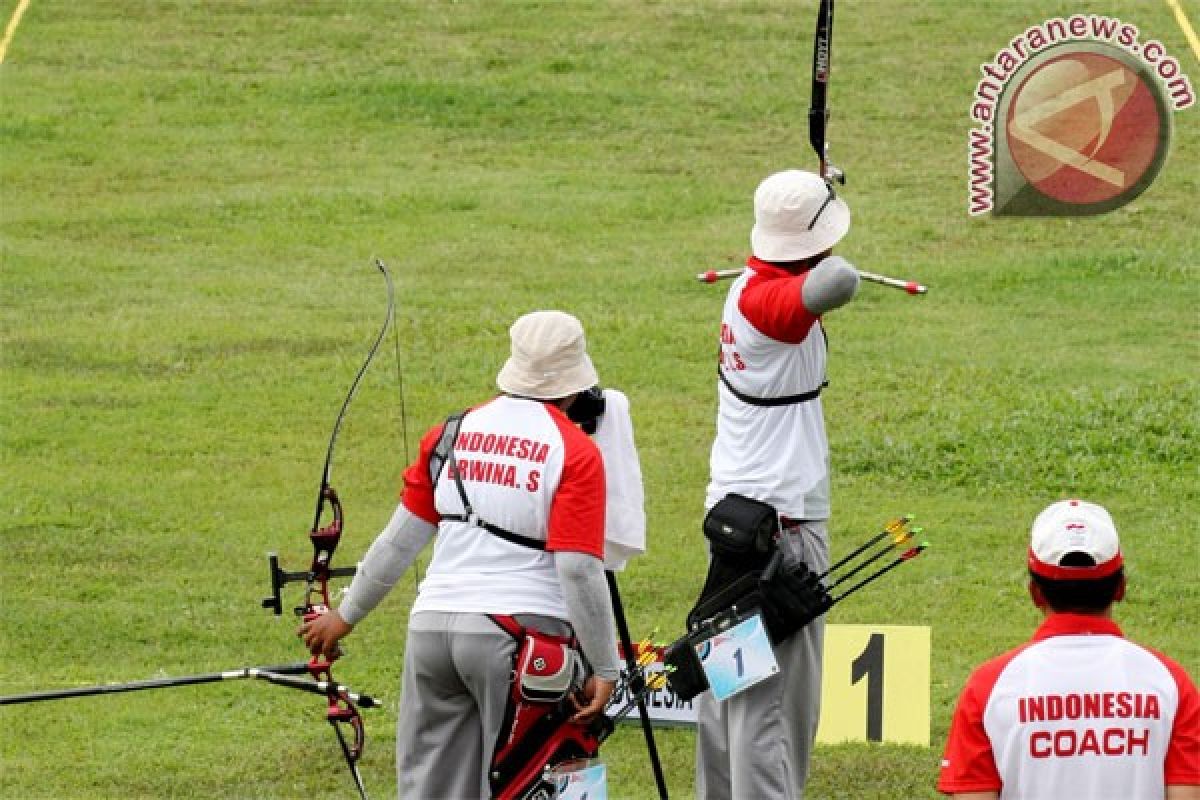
[399,423,444,525]
[1160,652,1200,786]
[738,270,821,344]
[544,408,606,558]
[937,655,1014,795]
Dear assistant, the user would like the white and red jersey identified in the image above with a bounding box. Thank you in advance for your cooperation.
[707,258,830,520]
[400,395,606,619]
[938,613,1200,798]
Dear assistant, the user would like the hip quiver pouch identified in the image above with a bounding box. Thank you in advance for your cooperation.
[489,617,610,800]
[665,494,834,701]
[687,493,778,628]
[515,628,583,703]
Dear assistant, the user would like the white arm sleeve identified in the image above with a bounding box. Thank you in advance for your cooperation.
[802,255,860,313]
[338,504,436,625]
[556,551,621,681]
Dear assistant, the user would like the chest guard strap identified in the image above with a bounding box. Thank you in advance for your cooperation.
[718,367,826,407]
[716,320,829,406]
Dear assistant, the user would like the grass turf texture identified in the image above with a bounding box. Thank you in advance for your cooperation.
[1,1,1196,798]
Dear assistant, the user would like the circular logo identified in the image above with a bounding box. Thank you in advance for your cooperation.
[1002,44,1171,213]
[533,657,547,671]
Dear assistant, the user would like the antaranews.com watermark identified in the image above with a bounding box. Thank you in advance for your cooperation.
[968,13,1194,216]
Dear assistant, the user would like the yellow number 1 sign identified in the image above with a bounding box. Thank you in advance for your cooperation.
[815,625,931,746]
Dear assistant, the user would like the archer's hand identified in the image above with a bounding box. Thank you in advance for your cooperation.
[297,609,354,660]
[569,675,615,725]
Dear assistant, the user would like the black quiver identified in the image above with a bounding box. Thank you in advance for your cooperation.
[664,494,833,702]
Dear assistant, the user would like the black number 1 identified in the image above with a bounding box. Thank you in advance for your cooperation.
[851,633,885,741]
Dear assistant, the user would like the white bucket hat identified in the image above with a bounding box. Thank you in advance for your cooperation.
[496,310,599,400]
[750,169,850,262]
[1028,499,1124,580]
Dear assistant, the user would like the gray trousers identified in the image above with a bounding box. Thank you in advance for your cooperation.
[396,610,571,800]
[695,520,830,800]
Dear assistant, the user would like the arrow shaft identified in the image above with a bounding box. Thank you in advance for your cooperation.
[831,545,928,603]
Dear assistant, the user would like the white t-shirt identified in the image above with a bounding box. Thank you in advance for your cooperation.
[401,395,606,619]
[707,259,831,520]
[939,613,1200,798]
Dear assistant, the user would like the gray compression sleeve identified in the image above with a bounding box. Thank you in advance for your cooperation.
[556,551,622,681]
[802,255,861,313]
[338,504,437,625]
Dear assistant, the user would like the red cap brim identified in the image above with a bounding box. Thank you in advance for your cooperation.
[1028,548,1124,580]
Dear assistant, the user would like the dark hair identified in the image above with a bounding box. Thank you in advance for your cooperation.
[1030,552,1124,613]
[764,248,833,272]
[565,385,605,434]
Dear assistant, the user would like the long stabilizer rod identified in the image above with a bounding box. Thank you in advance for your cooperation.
[696,267,927,295]
[0,663,379,707]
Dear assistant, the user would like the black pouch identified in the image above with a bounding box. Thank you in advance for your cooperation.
[668,495,788,702]
[686,494,779,629]
[702,493,778,562]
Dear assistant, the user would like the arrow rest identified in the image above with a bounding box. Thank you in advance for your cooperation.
[261,553,358,617]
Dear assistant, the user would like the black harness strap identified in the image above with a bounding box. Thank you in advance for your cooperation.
[716,321,829,407]
[441,509,547,551]
[431,411,546,552]
[718,367,826,407]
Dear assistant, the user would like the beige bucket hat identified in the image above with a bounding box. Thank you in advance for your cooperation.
[496,310,598,399]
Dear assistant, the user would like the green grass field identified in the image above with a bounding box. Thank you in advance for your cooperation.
[2,2,1196,798]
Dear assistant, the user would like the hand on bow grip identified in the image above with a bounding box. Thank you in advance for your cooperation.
[298,607,355,661]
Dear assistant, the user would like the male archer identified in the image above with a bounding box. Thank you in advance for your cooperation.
[697,169,860,799]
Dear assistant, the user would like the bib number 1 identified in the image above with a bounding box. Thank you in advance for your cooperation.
[696,612,779,701]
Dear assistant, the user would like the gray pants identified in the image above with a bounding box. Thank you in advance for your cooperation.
[396,610,571,800]
[695,520,830,800]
